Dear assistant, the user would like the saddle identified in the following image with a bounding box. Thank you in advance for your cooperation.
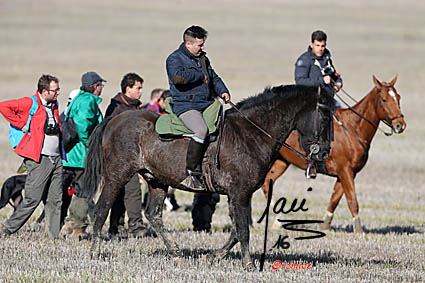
[155,97,222,140]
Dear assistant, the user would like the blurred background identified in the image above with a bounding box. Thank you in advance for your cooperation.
[0,0,424,179]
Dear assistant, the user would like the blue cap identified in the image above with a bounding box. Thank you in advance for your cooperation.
[81,72,107,87]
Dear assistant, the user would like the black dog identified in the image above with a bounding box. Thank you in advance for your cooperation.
[0,174,72,224]
[0,175,26,211]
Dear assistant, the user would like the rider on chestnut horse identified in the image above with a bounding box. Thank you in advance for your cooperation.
[295,30,342,178]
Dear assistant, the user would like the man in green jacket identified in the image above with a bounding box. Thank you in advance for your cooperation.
[62,71,105,236]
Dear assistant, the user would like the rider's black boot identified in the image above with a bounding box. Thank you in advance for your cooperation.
[180,139,206,190]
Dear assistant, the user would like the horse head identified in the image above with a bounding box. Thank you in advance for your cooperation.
[295,87,334,162]
[372,75,406,134]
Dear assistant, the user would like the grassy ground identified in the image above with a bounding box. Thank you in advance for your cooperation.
[0,0,424,282]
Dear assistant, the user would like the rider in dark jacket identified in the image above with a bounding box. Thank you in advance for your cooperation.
[295,31,342,97]
[166,25,230,190]
[295,30,342,178]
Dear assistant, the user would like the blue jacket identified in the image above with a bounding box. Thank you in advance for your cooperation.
[166,43,229,116]
[294,46,342,94]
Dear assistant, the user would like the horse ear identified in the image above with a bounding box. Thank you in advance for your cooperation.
[373,75,382,88]
[389,75,398,86]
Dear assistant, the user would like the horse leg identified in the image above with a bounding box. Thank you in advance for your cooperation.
[229,194,255,271]
[338,170,363,233]
[209,197,239,261]
[90,177,125,255]
[319,179,344,231]
[261,159,289,200]
[144,182,181,255]
[261,159,289,229]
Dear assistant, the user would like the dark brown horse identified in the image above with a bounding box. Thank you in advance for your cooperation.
[84,85,335,270]
[261,76,406,233]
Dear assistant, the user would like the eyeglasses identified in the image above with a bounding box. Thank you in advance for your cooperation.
[48,88,60,94]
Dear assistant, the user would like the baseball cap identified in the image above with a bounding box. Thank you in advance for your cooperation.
[81,71,107,87]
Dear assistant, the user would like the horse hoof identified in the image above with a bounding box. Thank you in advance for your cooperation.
[319,222,331,231]
[319,211,333,231]
[244,261,257,272]
[202,250,226,263]
[214,250,227,261]
[353,216,364,234]
[271,219,281,230]
[199,254,214,264]
[169,247,183,257]
[90,247,100,259]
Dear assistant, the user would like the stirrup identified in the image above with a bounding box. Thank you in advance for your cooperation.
[305,162,317,179]
[180,170,206,191]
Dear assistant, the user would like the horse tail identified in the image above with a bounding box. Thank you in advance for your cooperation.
[83,116,113,199]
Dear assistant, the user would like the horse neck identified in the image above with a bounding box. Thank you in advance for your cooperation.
[238,97,305,159]
[249,99,304,144]
[347,88,380,143]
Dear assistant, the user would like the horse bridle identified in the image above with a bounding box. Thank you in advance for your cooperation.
[225,99,325,161]
[375,88,404,135]
[306,102,332,159]
[333,81,403,137]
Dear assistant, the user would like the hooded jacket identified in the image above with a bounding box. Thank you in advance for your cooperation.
[104,92,142,119]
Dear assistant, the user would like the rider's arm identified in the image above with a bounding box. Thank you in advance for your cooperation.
[166,55,204,85]
[209,65,230,100]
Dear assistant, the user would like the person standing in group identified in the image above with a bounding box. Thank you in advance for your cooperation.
[294,30,342,178]
[62,71,105,236]
[104,72,149,238]
[144,89,180,212]
[166,25,230,232]
[0,74,64,239]
[145,88,166,114]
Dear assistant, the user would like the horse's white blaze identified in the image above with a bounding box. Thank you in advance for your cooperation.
[389,89,397,100]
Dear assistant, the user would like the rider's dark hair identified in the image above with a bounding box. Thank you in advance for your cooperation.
[121,73,144,94]
[183,25,208,43]
[311,30,327,42]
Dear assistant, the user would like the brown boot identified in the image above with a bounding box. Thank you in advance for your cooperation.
[60,221,75,235]
[71,228,88,239]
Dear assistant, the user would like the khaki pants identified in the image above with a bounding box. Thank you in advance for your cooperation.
[3,155,63,238]
[68,195,95,229]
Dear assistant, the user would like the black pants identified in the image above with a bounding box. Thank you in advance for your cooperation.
[109,174,144,234]
[61,167,84,226]
[192,193,220,232]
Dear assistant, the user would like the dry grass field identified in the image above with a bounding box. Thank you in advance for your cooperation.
[0,0,424,282]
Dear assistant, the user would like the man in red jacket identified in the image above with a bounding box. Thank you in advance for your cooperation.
[0,74,64,239]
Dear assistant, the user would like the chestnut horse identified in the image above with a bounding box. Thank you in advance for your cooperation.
[261,76,406,233]
[85,85,335,270]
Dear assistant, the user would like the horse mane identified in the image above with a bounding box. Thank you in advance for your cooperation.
[230,84,318,117]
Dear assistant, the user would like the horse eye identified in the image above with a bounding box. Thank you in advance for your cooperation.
[382,98,387,103]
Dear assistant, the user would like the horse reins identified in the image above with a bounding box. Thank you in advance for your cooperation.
[224,100,311,160]
[331,79,401,137]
